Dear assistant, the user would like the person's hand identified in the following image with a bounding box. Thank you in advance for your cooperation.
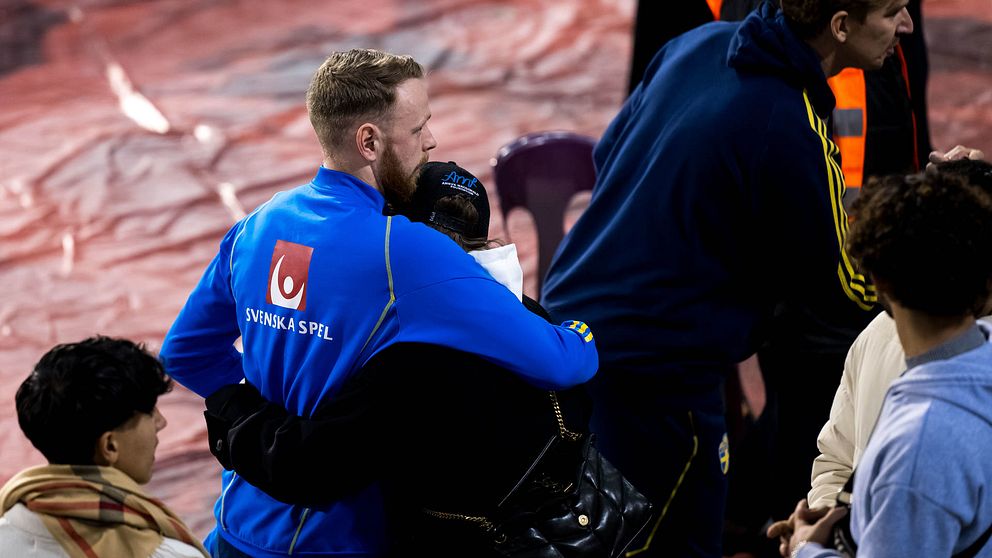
[785,499,847,558]
[766,514,796,557]
[928,145,986,170]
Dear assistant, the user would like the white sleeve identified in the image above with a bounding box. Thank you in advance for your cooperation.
[808,342,858,508]
[154,538,207,558]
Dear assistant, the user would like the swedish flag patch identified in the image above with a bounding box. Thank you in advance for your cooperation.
[563,320,594,343]
[719,433,730,475]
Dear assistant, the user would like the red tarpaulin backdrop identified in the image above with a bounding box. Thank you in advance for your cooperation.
[1,0,989,537]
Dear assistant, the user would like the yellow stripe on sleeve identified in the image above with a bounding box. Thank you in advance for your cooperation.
[802,91,876,310]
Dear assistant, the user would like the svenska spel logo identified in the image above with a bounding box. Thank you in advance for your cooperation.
[267,240,313,311]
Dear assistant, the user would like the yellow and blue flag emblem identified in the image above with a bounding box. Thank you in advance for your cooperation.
[718,433,730,475]
[563,320,594,343]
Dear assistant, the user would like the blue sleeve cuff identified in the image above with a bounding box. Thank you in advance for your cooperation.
[795,541,840,558]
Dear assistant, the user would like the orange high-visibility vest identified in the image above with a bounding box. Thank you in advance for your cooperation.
[710,3,917,188]
[826,45,919,188]
[707,0,723,20]
[827,69,868,187]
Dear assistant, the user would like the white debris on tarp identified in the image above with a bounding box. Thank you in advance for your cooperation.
[194,124,220,144]
[217,182,247,221]
[106,62,171,134]
[60,232,75,277]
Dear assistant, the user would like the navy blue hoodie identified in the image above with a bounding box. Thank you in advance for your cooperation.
[542,3,876,387]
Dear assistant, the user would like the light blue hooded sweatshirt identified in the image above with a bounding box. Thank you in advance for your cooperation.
[799,323,992,557]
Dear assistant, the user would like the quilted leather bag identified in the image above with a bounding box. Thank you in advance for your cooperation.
[424,392,654,558]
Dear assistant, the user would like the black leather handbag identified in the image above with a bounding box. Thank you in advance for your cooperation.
[424,392,654,558]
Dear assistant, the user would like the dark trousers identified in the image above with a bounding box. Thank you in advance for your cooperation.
[762,345,848,520]
[212,531,254,558]
[587,370,729,558]
[721,370,780,558]
[721,345,849,558]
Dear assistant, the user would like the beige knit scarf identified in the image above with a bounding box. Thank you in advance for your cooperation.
[0,464,208,558]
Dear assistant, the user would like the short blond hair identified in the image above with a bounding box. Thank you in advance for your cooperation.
[306,49,424,151]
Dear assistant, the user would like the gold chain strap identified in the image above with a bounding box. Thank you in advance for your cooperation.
[421,392,582,532]
[422,508,495,532]
[549,391,582,442]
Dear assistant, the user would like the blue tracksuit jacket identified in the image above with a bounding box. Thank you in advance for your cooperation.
[160,167,598,557]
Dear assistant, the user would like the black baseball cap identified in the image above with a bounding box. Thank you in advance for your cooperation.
[407,161,490,239]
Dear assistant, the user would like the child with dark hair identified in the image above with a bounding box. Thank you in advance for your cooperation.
[204,162,602,557]
[15,337,172,469]
[756,161,992,521]
[0,336,207,558]
[784,169,992,557]
[848,172,992,317]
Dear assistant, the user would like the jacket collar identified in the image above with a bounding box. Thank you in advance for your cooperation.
[905,322,988,370]
[310,167,387,212]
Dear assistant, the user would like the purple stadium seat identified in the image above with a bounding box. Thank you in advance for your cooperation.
[491,131,597,297]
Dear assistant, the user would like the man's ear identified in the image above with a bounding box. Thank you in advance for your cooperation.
[92,431,119,467]
[830,11,850,43]
[355,122,382,163]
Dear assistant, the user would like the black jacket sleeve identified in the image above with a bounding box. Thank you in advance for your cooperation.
[204,370,385,507]
[201,298,588,508]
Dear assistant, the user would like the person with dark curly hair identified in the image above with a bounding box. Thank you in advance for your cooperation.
[782,169,992,557]
[0,336,207,558]
[801,159,992,510]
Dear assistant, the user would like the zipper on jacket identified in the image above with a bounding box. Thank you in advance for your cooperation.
[287,507,311,555]
[219,472,238,531]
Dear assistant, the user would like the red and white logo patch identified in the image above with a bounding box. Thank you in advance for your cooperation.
[267,240,313,311]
